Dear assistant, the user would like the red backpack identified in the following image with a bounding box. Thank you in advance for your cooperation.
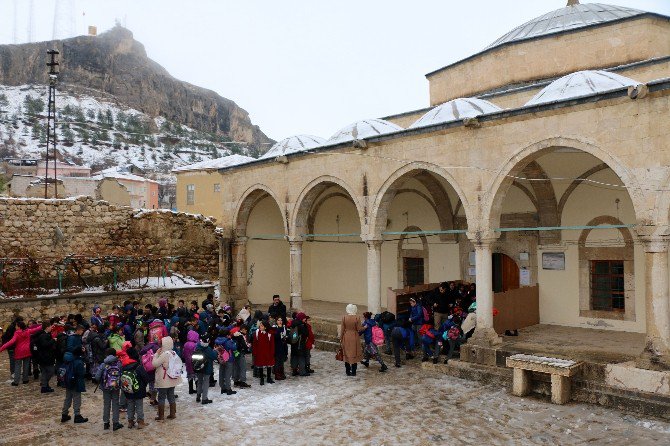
[371,326,385,346]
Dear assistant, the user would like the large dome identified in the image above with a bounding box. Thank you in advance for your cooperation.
[525,70,640,106]
[485,2,644,50]
[261,135,325,159]
[410,98,502,129]
[327,119,403,144]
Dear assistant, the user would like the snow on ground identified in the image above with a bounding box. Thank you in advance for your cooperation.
[1,351,668,445]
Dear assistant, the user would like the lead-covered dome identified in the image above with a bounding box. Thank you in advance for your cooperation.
[525,70,640,106]
[327,119,403,144]
[485,2,645,50]
[410,98,502,129]
[261,135,325,159]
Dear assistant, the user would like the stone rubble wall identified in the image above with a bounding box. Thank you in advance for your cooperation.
[0,285,214,328]
[0,196,221,282]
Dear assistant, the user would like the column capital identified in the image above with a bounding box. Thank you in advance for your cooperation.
[232,236,248,246]
[467,229,498,247]
[287,236,304,244]
[364,239,383,249]
[641,237,669,254]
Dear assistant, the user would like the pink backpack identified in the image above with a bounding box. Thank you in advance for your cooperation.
[142,349,155,373]
[371,326,385,346]
[422,306,430,323]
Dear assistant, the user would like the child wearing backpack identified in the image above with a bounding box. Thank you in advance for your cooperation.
[61,325,88,424]
[122,348,150,429]
[150,336,182,421]
[183,329,200,395]
[95,347,124,431]
[215,329,238,395]
[232,325,251,387]
[358,312,388,373]
[193,336,217,404]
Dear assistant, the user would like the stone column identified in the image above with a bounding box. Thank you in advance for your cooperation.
[639,238,670,369]
[218,237,232,303]
[469,234,502,346]
[289,238,303,311]
[366,239,383,314]
[230,237,248,308]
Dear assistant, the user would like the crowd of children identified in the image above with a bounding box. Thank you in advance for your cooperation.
[0,294,316,431]
[353,281,477,369]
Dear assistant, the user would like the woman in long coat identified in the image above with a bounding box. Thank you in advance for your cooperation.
[340,304,363,376]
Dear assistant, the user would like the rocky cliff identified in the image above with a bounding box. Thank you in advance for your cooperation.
[0,26,272,150]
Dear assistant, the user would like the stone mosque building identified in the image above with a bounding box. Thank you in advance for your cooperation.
[175,1,670,370]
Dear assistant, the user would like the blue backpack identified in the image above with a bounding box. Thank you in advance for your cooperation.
[57,361,76,388]
[101,361,121,391]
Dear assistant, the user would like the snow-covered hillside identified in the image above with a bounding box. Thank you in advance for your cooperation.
[0,84,259,173]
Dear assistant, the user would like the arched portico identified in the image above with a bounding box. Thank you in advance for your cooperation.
[229,184,289,308]
[289,176,366,310]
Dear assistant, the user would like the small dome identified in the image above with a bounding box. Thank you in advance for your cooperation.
[327,119,403,144]
[525,70,640,106]
[261,135,325,159]
[485,2,645,50]
[410,98,502,129]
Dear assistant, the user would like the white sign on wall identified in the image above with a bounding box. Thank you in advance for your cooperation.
[520,268,531,286]
[542,252,565,270]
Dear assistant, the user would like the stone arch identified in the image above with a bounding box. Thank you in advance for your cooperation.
[233,184,287,237]
[290,175,365,238]
[370,162,472,241]
[577,215,635,321]
[306,191,353,235]
[397,225,429,288]
[483,137,645,233]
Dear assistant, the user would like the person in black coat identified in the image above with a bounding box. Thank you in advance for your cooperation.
[268,295,287,323]
[33,319,57,393]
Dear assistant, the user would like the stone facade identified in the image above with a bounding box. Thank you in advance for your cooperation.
[0,196,221,284]
[0,285,214,328]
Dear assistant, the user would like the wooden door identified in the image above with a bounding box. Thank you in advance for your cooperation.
[492,253,519,292]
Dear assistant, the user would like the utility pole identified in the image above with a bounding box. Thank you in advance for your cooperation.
[45,49,60,199]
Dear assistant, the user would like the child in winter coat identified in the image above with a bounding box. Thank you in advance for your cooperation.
[61,325,88,424]
[359,312,387,372]
[108,325,125,352]
[215,329,238,395]
[183,329,200,395]
[272,319,288,381]
[232,325,251,388]
[0,320,41,385]
[151,336,181,421]
[194,336,217,404]
[95,347,124,431]
[252,320,275,385]
[122,348,150,429]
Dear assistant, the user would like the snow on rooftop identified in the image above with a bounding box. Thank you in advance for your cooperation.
[172,154,255,173]
[410,98,502,129]
[485,2,645,50]
[326,119,403,144]
[94,167,159,183]
[260,135,325,159]
[525,70,640,106]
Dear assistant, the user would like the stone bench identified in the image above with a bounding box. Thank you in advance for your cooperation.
[506,354,583,405]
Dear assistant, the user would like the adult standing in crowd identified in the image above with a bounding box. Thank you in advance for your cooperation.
[340,304,362,376]
[268,295,287,323]
[430,282,454,327]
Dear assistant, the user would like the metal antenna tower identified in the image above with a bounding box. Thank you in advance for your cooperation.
[13,0,19,43]
[27,0,35,42]
[45,49,60,198]
[53,0,76,40]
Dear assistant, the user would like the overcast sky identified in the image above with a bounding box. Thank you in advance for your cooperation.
[1,0,669,141]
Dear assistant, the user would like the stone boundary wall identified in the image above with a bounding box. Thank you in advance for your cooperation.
[0,196,221,281]
[0,285,215,327]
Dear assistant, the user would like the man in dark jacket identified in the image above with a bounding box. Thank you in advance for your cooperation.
[268,295,287,323]
[34,319,57,393]
[430,282,455,327]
